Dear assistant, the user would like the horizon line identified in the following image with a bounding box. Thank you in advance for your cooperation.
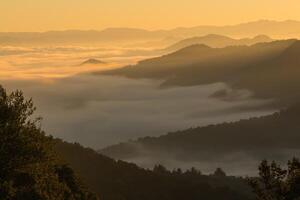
[0,19,299,34]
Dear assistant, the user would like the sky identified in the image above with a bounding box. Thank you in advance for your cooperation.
[1,0,300,32]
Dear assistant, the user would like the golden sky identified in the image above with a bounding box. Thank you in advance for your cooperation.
[1,0,300,32]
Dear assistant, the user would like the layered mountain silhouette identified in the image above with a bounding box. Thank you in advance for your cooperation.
[1,20,300,45]
[101,39,300,105]
[165,34,273,52]
[100,104,300,171]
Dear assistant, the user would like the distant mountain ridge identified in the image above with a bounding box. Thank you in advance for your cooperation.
[166,34,273,52]
[1,20,300,45]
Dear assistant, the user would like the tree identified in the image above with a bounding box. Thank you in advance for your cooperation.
[153,164,169,175]
[0,86,98,200]
[248,158,300,200]
[185,167,202,176]
[213,168,226,177]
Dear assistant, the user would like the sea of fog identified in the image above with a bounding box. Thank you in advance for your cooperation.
[0,44,278,175]
[0,45,276,149]
[2,75,275,149]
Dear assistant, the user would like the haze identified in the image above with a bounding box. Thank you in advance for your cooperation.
[2,0,300,177]
[1,0,300,32]
[3,0,300,198]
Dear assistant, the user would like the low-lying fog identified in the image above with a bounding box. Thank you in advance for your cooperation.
[125,148,300,176]
[0,45,158,79]
[2,75,274,149]
[0,44,278,175]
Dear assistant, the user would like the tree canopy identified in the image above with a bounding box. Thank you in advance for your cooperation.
[0,86,97,200]
[248,158,300,200]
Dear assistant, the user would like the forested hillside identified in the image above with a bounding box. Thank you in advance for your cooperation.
[56,140,253,200]
[101,104,300,171]
[101,40,300,105]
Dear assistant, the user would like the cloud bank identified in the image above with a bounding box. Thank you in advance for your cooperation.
[2,75,274,149]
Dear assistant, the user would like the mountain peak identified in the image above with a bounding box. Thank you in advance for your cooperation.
[253,35,272,40]
[80,58,105,66]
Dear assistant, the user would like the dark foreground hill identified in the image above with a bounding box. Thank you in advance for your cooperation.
[100,39,300,105]
[55,140,253,200]
[100,104,300,175]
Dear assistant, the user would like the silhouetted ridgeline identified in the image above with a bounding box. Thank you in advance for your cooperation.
[56,140,253,200]
[100,104,300,169]
[101,39,300,105]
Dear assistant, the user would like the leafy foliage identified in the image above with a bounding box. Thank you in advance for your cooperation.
[248,158,300,200]
[0,86,97,200]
